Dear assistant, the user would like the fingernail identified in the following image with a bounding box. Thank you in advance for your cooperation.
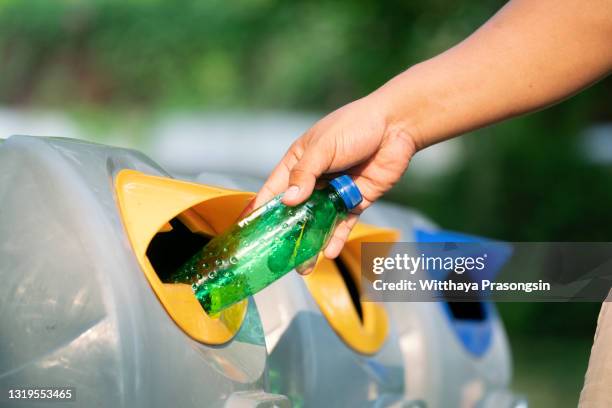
[297,266,314,276]
[238,198,256,218]
[284,185,300,201]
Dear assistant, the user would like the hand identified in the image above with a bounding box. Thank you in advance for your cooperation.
[247,93,417,272]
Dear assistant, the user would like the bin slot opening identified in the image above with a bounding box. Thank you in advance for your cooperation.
[446,302,486,321]
[147,218,211,283]
[335,257,364,323]
[440,269,486,321]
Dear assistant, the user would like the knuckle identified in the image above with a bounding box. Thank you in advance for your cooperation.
[290,167,316,182]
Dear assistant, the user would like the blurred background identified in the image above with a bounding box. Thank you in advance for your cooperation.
[1,0,610,405]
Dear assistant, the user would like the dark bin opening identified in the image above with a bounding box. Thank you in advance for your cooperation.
[442,270,487,321]
[335,257,364,323]
[147,218,211,283]
[446,302,486,321]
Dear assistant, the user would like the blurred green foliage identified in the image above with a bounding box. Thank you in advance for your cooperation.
[1,1,610,405]
[402,87,612,242]
[0,0,502,109]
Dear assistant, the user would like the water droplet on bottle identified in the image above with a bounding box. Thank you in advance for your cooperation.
[215,258,223,267]
[266,226,272,232]
[282,223,289,229]
[191,283,197,290]
[223,247,228,253]
[196,274,202,280]
[208,271,216,279]
[202,262,209,269]
[243,240,250,247]
[230,256,238,264]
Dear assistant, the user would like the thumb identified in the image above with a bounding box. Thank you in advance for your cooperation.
[282,147,331,206]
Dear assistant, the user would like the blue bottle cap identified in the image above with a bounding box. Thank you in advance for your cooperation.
[329,175,363,211]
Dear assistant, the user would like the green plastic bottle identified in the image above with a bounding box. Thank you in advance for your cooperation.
[169,175,363,315]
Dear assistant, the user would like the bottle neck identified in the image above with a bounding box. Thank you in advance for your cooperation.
[326,186,349,214]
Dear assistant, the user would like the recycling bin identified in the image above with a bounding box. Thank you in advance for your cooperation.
[0,136,283,408]
[0,135,525,407]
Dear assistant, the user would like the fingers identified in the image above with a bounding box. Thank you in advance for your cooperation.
[250,146,301,213]
[296,264,315,276]
[323,214,359,259]
[282,143,333,206]
[237,200,255,220]
[238,174,286,219]
[296,253,319,276]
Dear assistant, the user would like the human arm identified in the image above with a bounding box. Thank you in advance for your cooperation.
[252,0,612,263]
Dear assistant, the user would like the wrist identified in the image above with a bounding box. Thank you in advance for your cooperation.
[368,65,430,153]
